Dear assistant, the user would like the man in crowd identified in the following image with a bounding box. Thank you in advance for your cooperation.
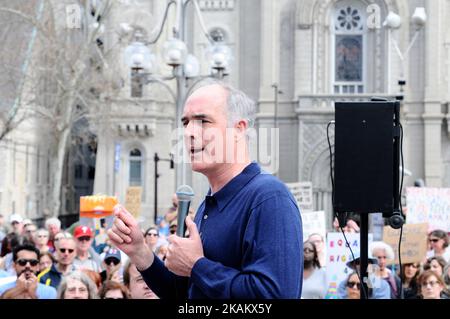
[9,214,24,235]
[108,81,303,298]
[38,234,77,289]
[0,244,56,299]
[123,261,158,299]
[72,225,101,272]
[100,247,122,284]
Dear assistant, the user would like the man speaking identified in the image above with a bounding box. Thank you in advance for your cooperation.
[108,80,303,298]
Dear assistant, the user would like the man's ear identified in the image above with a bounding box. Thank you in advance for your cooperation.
[234,119,248,140]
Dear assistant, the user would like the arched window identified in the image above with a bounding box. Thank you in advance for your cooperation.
[129,148,142,186]
[333,2,366,94]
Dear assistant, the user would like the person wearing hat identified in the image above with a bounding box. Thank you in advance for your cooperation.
[72,226,101,273]
[9,214,24,235]
[337,250,391,299]
[100,248,122,284]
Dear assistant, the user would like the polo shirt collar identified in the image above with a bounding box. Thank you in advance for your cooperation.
[208,162,261,212]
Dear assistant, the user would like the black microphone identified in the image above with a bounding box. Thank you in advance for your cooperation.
[175,185,194,237]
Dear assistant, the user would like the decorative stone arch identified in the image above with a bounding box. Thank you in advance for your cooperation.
[302,137,333,182]
[301,137,335,227]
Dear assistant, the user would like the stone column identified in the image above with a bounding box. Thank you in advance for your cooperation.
[423,0,445,187]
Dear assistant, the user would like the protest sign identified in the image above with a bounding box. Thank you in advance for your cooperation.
[324,232,373,299]
[301,210,326,242]
[406,187,450,231]
[286,181,313,212]
[383,223,428,264]
[125,186,142,218]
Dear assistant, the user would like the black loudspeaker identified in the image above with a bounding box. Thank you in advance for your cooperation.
[334,101,400,214]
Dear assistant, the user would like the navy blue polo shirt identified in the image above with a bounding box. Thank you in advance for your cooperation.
[140,162,303,299]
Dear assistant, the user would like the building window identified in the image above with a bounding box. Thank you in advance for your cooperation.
[75,165,83,179]
[88,166,95,180]
[129,148,142,186]
[333,2,365,94]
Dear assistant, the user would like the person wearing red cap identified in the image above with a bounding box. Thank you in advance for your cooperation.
[72,226,102,273]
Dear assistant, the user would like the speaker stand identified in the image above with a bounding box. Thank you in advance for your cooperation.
[360,213,369,299]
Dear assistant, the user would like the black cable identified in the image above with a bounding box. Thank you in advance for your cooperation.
[327,121,368,299]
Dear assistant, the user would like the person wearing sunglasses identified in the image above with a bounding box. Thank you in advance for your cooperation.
[100,248,122,284]
[399,262,422,299]
[0,244,56,299]
[344,272,361,299]
[426,230,450,263]
[144,227,160,252]
[72,226,102,273]
[337,251,391,299]
[301,240,327,299]
[38,236,77,289]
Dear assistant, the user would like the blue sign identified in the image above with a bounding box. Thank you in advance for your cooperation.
[114,143,121,172]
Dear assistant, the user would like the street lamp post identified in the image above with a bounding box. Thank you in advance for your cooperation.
[271,83,282,177]
[123,0,232,189]
[154,152,174,225]
[383,7,427,100]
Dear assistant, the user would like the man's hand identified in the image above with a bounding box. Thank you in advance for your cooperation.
[165,215,204,277]
[107,204,153,270]
[15,273,28,292]
[25,273,38,295]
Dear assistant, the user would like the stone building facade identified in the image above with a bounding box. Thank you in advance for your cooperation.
[2,0,450,230]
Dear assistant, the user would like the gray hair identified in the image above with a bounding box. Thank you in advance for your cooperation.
[187,79,257,136]
[57,270,99,299]
[45,217,61,229]
[369,241,395,261]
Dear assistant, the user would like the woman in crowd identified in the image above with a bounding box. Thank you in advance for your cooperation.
[143,226,160,252]
[308,233,326,268]
[344,272,361,299]
[417,270,449,299]
[399,262,421,299]
[57,271,98,299]
[33,229,50,254]
[99,280,130,299]
[443,263,450,291]
[301,240,327,299]
[39,251,56,274]
[423,256,447,277]
[427,230,450,262]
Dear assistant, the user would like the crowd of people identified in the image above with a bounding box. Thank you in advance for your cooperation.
[0,212,162,299]
[1,205,449,299]
[0,206,450,299]
[301,217,450,299]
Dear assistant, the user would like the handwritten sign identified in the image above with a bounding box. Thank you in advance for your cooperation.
[286,182,313,212]
[406,187,450,231]
[125,187,142,218]
[301,210,326,242]
[324,232,373,299]
[383,223,428,264]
